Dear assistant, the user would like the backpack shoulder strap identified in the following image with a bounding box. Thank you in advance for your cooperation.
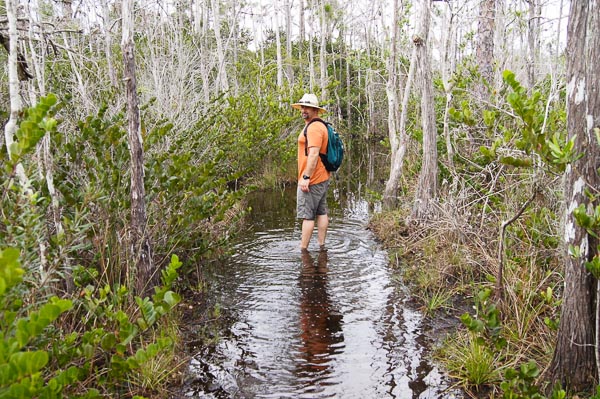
[303,118,328,156]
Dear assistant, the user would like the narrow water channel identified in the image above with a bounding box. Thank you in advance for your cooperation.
[179,182,462,399]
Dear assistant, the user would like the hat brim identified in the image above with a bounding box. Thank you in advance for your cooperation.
[291,103,327,113]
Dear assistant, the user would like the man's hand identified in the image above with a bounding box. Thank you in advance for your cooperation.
[301,146,319,193]
[299,179,310,192]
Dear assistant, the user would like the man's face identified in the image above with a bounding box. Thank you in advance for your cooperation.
[300,106,319,121]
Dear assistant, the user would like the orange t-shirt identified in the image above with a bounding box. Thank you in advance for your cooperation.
[298,119,330,184]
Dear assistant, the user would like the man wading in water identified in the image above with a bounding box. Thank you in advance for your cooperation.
[292,93,331,251]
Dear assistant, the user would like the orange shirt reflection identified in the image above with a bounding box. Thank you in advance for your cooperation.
[297,250,344,376]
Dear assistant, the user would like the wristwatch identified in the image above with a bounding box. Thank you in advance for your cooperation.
[302,175,310,180]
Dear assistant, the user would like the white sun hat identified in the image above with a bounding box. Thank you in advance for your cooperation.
[291,93,327,114]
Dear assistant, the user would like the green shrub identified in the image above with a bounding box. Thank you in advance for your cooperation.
[0,248,182,398]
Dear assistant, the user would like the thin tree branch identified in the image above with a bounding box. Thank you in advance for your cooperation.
[496,184,538,301]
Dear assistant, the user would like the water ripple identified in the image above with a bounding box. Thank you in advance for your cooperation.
[181,189,460,399]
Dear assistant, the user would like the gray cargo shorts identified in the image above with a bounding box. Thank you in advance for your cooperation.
[297,179,330,220]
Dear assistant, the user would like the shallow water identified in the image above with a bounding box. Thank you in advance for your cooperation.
[179,185,462,399]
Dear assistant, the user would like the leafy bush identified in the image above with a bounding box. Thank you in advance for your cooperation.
[0,247,182,398]
[0,94,197,397]
[455,289,566,398]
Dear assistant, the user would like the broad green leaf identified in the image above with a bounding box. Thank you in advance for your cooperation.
[10,351,49,377]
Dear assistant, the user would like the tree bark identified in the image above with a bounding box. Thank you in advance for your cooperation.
[555,0,564,58]
[476,0,496,99]
[411,0,438,221]
[26,0,44,94]
[4,0,21,159]
[386,0,400,157]
[546,0,599,391]
[441,1,456,169]
[365,67,376,139]
[62,0,73,19]
[211,0,229,95]
[230,0,240,96]
[284,0,294,86]
[101,0,118,88]
[345,31,352,131]
[319,0,328,100]
[526,0,541,88]
[383,19,417,209]
[309,30,316,92]
[275,10,283,89]
[4,0,27,186]
[122,0,156,298]
[192,0,202,34]
[299,0,305,59]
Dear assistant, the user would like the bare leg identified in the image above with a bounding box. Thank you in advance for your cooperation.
[316,214,329,247]
[300,219,315,249]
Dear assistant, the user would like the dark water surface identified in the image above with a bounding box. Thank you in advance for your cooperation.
[179,182,461,399]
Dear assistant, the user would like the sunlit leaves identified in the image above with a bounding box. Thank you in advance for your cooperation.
[500,360,559,399]
[460,288,507,351]
[501,70,573,171]
[9,94,58,164]
[0,247,179,397]
[499,156,532,168]
[449,100,476,127]
[0,248,23,297]
[454,70,571,172]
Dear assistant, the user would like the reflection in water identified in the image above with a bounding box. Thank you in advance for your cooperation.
[180,184,463,399]
[297,250,344,385]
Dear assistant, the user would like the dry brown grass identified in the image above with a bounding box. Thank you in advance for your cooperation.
[369,190,563,393]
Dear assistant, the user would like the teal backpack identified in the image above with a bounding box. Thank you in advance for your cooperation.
[303,118,344,172]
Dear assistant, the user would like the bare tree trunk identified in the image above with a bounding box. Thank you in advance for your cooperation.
[202,0,211,101]
[230,0,240,96]
[284,0,294,86]
[441,2,457,170]
[252,10,264,98]
[299,0,305,59]
[346,31,352,131]
[192,0,202,34]
[383,36,417,209]
[319,0,328,100]
[526,0,541,88]
[101,0,118,88]
[196,3,212,104]
[411,0,437,221]
[4,0,30,190]
[122,0,155,298]
[555,0,564,58]
[27,0,45,96]
[546,0,599,391]
[274,8,283,89]
[365,68,376,139]
[62,0,73,19]
[211,0,229,95]
[4,0,23,162]
[493,0,507,78]
[476,0,496,99]
[309,30,315,92]
[363,23,373,139]
[386,0,400,158]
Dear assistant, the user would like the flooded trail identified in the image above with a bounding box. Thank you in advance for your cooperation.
[180,186,460,399]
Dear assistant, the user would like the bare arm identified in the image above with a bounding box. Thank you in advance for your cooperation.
[299,146,320,192]
[303,146,320,177]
